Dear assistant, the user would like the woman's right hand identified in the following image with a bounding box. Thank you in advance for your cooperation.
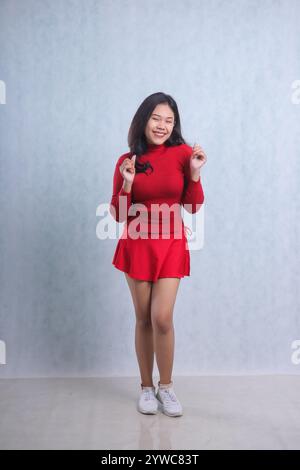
[119,154,136,184]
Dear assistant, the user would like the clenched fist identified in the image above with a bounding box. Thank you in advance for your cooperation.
[190,143,207,172]
[119,154,137,184]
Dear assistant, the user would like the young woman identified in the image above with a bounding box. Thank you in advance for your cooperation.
[110,92,207,417]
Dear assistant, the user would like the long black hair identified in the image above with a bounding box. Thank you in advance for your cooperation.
[128,92,187,175]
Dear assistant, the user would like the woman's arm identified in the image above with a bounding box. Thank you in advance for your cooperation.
[181,151,205,213]
[109,156,132,222]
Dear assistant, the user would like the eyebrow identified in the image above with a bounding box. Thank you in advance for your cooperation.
[152,113,174,120]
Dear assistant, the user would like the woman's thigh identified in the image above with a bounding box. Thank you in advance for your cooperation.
[124,273,153,324]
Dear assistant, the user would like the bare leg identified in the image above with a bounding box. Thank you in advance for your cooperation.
[150,278,181,385]
[124,273,154,387]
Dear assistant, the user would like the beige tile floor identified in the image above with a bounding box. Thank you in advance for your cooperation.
[0,375,299,450]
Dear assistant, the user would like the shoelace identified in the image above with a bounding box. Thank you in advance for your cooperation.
[142,389,156,401]
[160,388,178,404]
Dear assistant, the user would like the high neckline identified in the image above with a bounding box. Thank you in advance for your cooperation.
[147,143,166,152]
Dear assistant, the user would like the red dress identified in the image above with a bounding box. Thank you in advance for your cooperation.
[110,142,205,281]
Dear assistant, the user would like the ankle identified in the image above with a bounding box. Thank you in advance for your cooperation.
[141,382,154,389]
[158,380,173,389]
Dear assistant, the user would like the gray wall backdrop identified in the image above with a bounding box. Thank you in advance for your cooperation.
[0,0,299,378]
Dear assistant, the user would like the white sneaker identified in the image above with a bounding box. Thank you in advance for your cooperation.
[156,385,183,417]
[137,386,159,415]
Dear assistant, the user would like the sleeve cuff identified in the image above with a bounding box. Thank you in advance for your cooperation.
[119,187,132,196]
[188,176,201,185]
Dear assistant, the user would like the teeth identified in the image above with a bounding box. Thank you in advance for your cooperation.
[154,132,165,136]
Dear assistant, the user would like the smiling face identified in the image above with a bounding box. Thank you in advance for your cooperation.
[144,103,176,145]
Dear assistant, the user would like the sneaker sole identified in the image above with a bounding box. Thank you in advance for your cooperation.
[161,409,183,417]
[137,405,158,415]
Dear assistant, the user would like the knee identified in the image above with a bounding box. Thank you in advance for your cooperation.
[152,312,173,334]
[136,313,152,329]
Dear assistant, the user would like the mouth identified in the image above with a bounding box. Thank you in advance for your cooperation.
[153,131,167,138]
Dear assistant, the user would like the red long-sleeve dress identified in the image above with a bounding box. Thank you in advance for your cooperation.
[110,142,204,281]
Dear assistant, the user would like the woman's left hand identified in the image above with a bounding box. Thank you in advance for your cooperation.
[190,143,207,174]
